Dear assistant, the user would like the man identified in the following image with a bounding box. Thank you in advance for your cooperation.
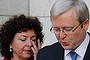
[37,0,90,60]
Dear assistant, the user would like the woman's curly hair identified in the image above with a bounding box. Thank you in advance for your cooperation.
[0,14,44,58]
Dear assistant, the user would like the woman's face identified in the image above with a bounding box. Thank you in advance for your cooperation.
[10,30,36,59]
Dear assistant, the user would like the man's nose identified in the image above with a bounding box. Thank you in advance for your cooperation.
[59,31,67,39]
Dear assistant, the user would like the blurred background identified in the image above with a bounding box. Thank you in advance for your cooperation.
[0,0,90,59]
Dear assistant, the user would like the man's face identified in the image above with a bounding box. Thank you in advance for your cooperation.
[51,8,89,50]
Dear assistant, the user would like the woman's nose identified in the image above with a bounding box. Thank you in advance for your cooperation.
[26,40,33,47]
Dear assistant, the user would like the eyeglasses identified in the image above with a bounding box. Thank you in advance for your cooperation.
[50,23,82,34]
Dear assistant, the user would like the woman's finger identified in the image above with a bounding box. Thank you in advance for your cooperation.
[37,39,41,49]
[31,40,38,51]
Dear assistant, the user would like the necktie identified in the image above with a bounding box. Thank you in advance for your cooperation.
[70,51,78,60]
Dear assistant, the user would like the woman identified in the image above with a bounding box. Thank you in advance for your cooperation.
[0,14,44,60]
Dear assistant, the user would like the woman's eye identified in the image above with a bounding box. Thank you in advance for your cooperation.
[20,39,26,41]
[31,39,36,42]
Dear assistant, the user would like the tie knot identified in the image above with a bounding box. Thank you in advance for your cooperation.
[70,51,78,60]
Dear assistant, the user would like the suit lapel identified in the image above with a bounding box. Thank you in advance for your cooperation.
[83,32,90,60]
[55,42,64,60]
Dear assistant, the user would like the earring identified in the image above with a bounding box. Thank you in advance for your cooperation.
[10,48,12,52]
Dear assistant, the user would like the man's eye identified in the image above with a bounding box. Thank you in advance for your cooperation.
[64,28,72,31]
[54,28,60,31]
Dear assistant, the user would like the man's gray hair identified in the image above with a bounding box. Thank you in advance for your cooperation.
[50,0,89,23]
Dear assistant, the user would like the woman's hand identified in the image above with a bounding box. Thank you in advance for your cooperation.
[31,39,41,60]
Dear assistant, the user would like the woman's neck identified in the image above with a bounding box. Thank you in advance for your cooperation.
[11,57,29,60]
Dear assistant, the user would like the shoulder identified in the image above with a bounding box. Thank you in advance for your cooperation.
[38,42,63,54]
[41,42,61,50]
[37,42,64,60]
[3,57,11,60]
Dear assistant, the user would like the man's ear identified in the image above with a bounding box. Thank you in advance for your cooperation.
[83,19,89,31]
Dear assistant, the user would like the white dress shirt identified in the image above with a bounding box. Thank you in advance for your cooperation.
[64,33,90,60]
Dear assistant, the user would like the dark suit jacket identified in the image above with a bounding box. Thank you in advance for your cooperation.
[37,32,90,60]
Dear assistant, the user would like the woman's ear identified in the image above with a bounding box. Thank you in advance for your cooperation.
[9,44,13,52]
[9,44,13,49]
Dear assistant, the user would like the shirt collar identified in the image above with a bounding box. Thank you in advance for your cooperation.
[75,33,90,57]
